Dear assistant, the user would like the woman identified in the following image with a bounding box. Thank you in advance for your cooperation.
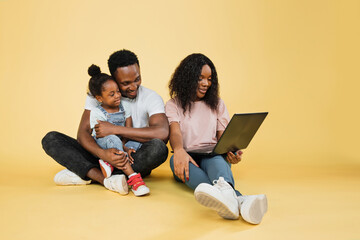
[165,53,267,224]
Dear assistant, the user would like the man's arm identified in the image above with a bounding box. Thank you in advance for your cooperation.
[77,110,128,169]
[94,113,169,143]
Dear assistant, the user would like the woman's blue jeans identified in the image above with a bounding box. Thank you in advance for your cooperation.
[169,154,241,196]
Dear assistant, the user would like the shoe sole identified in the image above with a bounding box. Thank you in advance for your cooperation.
[195,190,239,220]
[118,175,129,195]
[54,170,91,185]
[241,194,268,224]
[132,187,150,197]
[99,160,112,178]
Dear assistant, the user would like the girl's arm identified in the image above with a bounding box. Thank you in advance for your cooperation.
[170,122,199,182]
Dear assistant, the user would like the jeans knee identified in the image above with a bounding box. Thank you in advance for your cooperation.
[104,135,120,142]
[42,131,60,149]
[169,155,174,172]
[102,135,122,149]
[149,139,168,158]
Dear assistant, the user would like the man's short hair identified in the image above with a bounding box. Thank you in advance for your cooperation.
[108,49,140,77]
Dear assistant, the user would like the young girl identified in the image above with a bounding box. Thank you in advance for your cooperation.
[87,64,149,197]
[165,54,267,224]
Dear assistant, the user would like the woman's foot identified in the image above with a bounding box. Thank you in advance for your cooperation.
[127,173,150,196]
[194,177,239,220]
[237,194,268,224]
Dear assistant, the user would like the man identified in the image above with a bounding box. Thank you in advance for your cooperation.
[42,49,169,194]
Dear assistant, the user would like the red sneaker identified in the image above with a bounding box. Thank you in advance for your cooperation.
[127,173,150,196]
[99,159,114,178]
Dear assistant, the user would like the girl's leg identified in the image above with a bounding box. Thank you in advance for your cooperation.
[97,135,149,196]
[95,135,124,152]
[169,155,212,191]
[200,155,241,196]
[96,135,124,177]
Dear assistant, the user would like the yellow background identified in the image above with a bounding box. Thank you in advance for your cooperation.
[0,0,359,239]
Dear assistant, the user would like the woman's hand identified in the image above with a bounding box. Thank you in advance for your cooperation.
[173,148,199,182]
[226,150,243,164]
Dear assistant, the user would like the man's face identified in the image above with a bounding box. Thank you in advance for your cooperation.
[114,63,142,99]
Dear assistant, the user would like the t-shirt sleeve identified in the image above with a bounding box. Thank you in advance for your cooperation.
[216,99,230,131]
[165,99,180,124]
[146,92,165,117]
[84,94,100,111]
[89,108,107,129]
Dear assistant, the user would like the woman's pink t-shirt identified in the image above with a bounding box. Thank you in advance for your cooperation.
[165,98,230,151]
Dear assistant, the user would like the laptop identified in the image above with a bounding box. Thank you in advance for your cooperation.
[187,112,268,156]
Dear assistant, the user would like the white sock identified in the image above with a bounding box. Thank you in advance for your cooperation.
[128,172,137,178]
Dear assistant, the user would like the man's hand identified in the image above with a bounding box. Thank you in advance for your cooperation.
[99,148,128,170]
[226,150,243,164]
[95,120,116,138]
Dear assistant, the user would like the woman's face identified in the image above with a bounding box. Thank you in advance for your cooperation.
[195,64,212,101]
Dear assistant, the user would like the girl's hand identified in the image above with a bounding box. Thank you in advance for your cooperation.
[95,120,115,138]
[126,148,136,165]
[226,150,243,164]
[173,148,199,182]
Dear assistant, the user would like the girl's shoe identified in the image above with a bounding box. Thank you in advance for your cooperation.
[99,159,114,178]
[127,173,150,196]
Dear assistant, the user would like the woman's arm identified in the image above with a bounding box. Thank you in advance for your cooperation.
[169,122,199,182]
[216,130,243,164]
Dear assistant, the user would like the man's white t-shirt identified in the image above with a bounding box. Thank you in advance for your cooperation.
[84,86,165,128]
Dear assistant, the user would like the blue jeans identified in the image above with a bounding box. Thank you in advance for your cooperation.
[169,154,241,196]
[95,136,143,156]
[95,135,125,152]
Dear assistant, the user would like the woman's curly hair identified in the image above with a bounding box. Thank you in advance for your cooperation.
[169,53,219,113]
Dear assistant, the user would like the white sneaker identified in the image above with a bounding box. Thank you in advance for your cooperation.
[99,159,113,178]
[194,177,239,220]
[103,174,128,195]
[237,194,268,224]
[127,173,150,197]
[132,185,150,197]
[54,169,91,185]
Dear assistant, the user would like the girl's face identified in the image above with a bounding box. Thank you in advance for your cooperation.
[195,64,212,101]
[95,80,121,109]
